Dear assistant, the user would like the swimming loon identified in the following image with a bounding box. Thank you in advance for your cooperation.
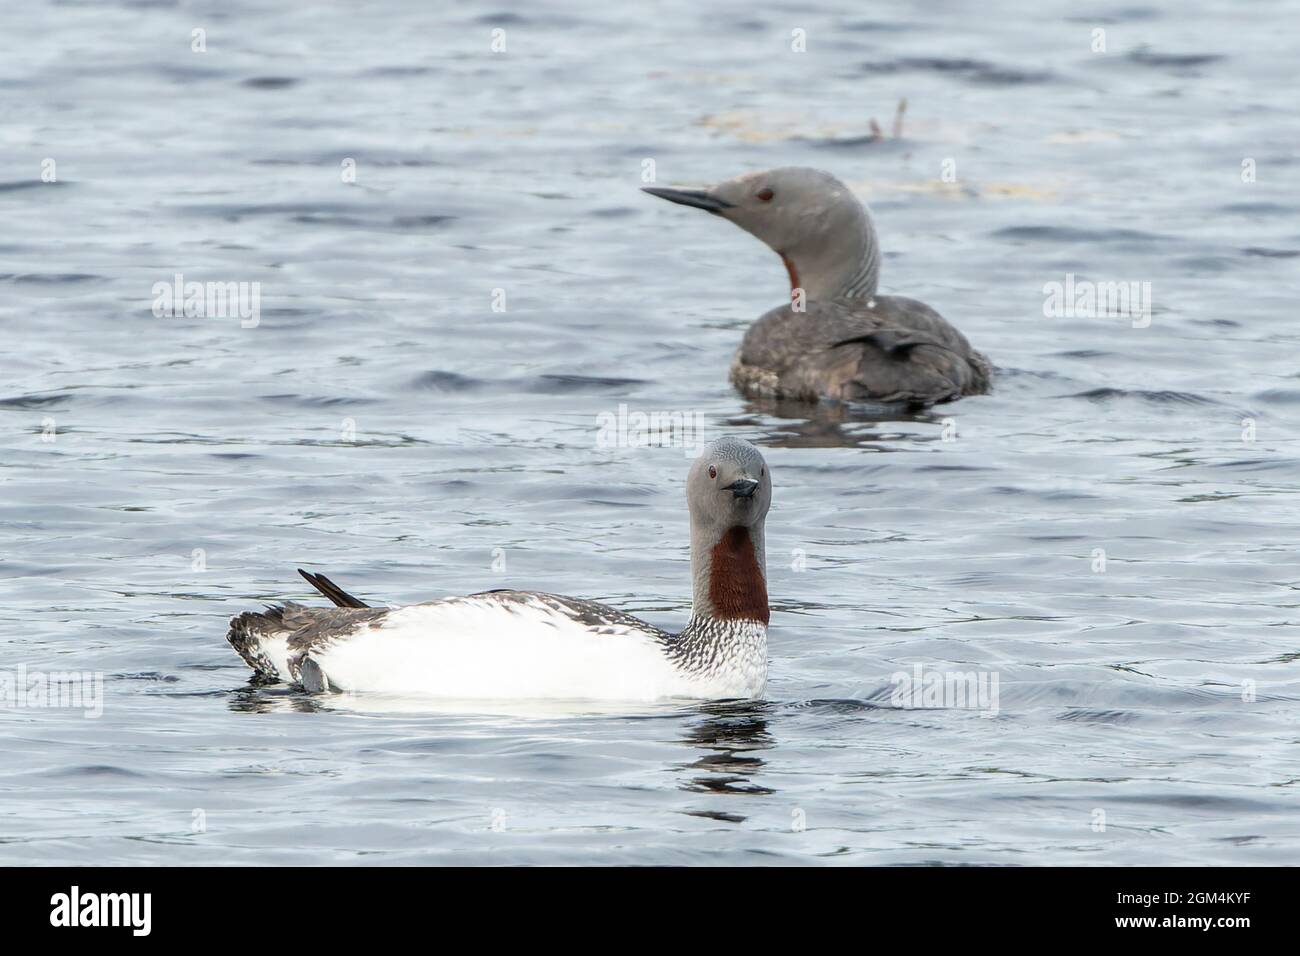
[227,437,772,701]
[644,167,992,406]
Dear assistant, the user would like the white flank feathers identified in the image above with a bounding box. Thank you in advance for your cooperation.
[270,594,766,702]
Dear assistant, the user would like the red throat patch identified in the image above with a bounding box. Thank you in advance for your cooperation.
[708,526,769,624]
[780,253,800,296]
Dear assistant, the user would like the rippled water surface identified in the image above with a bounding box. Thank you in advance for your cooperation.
[2,0,1298,864]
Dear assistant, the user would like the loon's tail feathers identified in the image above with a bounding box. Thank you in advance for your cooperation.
[298,568,370,608]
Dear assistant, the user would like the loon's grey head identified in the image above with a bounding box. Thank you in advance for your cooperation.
[686,437,771,534]
[685,437,771,626]
[643,167,880,301]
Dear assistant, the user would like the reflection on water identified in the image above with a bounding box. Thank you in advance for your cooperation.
[730,396,951,449]
[228,682,327,715]
[229,682,695,719]
[677,701,775,804]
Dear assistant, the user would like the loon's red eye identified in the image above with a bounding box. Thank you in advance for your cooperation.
[708,465,717,479]
[756,188,774,201]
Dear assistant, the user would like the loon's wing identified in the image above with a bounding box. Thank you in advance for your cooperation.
[734,295,992,406]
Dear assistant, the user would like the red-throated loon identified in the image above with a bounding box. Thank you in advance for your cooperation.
[227,438,772,701]
[644,167,991,406]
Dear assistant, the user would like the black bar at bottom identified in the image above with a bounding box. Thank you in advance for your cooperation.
[0,866,1284,940]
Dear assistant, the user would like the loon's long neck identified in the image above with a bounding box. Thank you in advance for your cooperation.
[781,197,880,301]
[688,524,769,627]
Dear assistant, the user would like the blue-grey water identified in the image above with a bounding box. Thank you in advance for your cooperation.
[2,0,1298,865]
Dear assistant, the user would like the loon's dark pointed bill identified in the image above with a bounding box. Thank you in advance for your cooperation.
[726,477,760,498]
[641,186,733,214]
